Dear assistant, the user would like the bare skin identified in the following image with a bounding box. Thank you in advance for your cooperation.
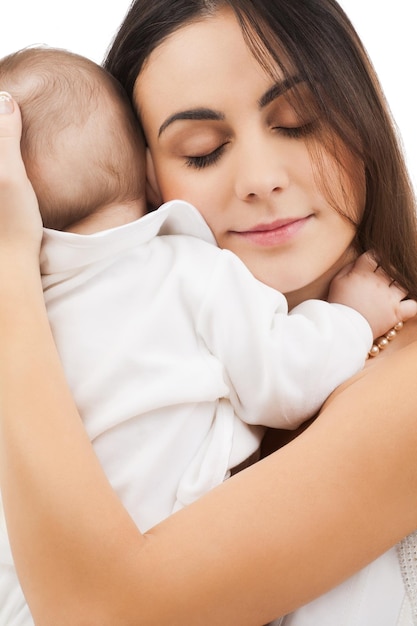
[137,10,362,302]
[1,268,417,625]
[1,93,417,625]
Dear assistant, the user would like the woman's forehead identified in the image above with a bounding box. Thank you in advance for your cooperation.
[134,8,290,114]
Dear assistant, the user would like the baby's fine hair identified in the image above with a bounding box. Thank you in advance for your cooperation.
[0,47,145,230]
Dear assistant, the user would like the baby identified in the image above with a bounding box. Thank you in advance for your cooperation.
[0,47,405,625]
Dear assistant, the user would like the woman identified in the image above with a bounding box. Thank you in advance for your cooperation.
[1,1,417,625]
[108,6,417,623]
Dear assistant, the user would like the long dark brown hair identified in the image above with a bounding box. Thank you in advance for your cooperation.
[105,0,417,297]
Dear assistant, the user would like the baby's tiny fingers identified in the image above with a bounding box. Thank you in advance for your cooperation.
[388,279,409,300]
[353,251,379,273]
[399,299,417,322]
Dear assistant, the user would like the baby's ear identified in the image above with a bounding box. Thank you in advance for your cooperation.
[145,147,162,210]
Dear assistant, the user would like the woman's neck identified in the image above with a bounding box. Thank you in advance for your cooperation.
[284,267,340,310]
[285,248,358,310]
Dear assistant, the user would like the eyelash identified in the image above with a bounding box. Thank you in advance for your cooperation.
[185,144,226,170]
[184,122,316,170]
[274,121,316,138]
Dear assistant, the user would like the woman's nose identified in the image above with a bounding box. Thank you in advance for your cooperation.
[234,134,290,202]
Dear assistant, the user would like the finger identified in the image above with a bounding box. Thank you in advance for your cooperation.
[0,93,33,215]
[331,260,354,280]
[352,251,378,273]
[0,92,22,137]
[399,299,417,322]
[388,280,409,300]
[0,92,26,181]
[360,252,409,298]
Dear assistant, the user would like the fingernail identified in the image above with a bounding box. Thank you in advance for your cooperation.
[0,91,14,114]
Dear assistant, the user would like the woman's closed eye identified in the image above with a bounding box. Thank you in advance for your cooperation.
[273,120,317,139]
[161,122,230,170]
[185,143,228,169]
[182,121,316,170]
[267,85,318,140]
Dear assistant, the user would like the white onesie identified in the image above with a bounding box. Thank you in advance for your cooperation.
[0,200,373,625]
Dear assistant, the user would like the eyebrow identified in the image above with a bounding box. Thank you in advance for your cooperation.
[258,75,303,108]
[158,75,303,137]
[158,108,224,137]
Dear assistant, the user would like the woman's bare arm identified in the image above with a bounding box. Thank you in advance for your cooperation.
[1,97,417,626]
[2,281,417,626]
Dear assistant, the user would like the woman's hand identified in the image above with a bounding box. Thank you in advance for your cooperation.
[0,92,42,259]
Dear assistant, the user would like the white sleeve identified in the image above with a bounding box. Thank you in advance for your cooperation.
[197,250,372,430]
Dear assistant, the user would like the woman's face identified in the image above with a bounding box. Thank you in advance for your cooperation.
[135,8,365,306]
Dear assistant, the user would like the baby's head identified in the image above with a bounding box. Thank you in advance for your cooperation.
[0,47,146,232]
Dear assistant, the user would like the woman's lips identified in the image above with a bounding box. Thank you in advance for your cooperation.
[231,216,312,246]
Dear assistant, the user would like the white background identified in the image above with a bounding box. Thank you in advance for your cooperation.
[1,1,415,190]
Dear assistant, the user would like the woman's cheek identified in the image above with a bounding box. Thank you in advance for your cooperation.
[159,170,206,206]
[155,164,184,202]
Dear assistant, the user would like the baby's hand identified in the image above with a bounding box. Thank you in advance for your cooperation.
[328,252,417,339]
[0,92,42,257]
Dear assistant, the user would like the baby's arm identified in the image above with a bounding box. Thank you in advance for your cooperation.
[199,249,414,430]
[328,252,417,340]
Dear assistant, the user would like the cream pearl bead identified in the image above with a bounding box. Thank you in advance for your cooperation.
[368,321,404,358]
